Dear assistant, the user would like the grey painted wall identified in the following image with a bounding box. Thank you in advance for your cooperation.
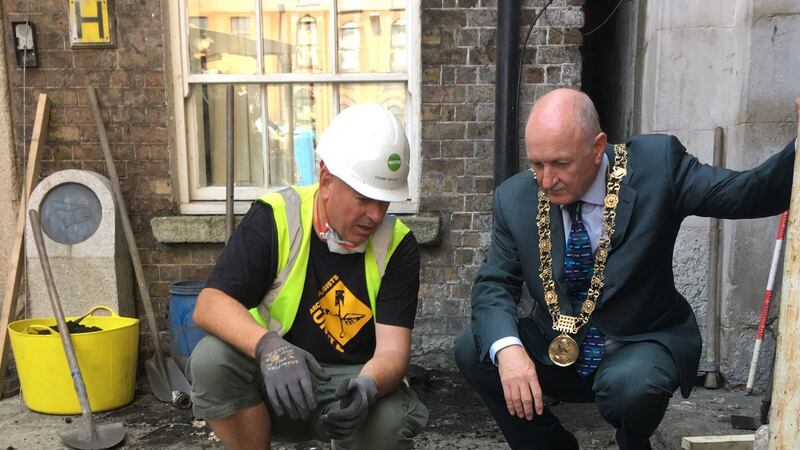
[637,0,800,389]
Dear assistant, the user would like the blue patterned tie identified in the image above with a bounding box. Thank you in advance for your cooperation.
[564,202,604,378]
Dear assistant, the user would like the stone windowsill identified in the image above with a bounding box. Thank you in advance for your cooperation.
[151,214,441,245]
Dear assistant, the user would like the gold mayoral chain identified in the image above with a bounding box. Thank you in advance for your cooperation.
[535,144,628,367]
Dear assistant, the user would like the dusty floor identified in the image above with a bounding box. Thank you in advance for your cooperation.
[0,367,763,449]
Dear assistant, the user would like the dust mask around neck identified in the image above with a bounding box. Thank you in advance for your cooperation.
[315,193,368,255]
[318,225,367,254]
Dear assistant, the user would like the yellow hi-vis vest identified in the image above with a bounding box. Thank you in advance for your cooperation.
[249,184,411,335]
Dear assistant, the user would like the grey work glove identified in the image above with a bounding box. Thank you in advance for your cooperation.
[255,331,330,420]
[319,376,378,439]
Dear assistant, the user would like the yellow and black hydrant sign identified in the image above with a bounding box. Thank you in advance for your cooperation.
[68,0,113,47]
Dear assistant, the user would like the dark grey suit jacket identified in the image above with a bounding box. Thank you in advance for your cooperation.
[470,134,796,397]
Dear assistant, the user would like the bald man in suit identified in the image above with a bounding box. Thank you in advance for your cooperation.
[455,89,798,449]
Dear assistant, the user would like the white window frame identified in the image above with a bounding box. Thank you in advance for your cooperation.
[167,0,422,215]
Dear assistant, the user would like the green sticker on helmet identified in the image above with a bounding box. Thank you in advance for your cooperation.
[387,153,402,172]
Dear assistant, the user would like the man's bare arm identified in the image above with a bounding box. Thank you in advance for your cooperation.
[359,323,412,396]
[193,287,268,358]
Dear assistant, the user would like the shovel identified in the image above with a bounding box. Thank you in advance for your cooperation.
[29,209,126,449]
[87,87,192,408]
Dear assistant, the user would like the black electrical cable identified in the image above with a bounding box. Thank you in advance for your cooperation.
[582,0,625,37]
[514,0,623,116]
[515,0,554,124]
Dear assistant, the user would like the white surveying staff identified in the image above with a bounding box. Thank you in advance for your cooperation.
[746,210,788,394]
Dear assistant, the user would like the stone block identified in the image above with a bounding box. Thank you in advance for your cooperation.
[673,225,710,358]
[752,0,800,15]
[649,28,742,131]
[421,48,468,65]
[745,14,800,123]
[151,214,441,246]
[466,9,496,28]
[725,217,782,326]
[422,122,466,140]
[422,85,466,103]
[422,10,467,28]
[25,170,134,318]
[656,0,736,28]
[720,327,776,389]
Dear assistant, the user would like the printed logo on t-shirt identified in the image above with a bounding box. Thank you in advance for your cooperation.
[309,274,373,353]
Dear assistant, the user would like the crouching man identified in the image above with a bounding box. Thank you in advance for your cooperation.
[189,104,429,450]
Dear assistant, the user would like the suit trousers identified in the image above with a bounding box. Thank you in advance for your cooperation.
[454,318,680,450]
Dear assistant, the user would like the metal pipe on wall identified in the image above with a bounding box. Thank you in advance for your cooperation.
[225,84,235,243]
[704,126,725,389]
[493,0,521,185]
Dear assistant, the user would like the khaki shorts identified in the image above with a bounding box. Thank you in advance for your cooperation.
[187,335,429,450]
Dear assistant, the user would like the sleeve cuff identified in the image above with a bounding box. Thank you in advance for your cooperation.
[489,337,523,366]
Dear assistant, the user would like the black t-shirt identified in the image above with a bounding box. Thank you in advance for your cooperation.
[206,201,420,364]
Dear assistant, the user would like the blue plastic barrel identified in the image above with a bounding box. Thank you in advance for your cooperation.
[169,280,208,371]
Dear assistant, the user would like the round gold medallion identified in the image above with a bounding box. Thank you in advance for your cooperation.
[548,333,579,367]
[604,194,619,208]
[544,290,557,305]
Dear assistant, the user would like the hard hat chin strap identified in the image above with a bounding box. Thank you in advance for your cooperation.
[313,192,367,255]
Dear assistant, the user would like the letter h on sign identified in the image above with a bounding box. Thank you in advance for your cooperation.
[68,0,114,48]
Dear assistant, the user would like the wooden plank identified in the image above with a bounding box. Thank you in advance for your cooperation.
[681,435,755,450]
[0,93,50,398]
[769,97,800,449]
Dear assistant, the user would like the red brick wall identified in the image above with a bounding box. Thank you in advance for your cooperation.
[2,0,221,352]
[413,0,583,362]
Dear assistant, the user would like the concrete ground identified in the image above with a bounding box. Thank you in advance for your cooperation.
[0,368,763,449]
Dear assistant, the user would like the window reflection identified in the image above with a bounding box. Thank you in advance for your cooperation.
[189,84,265,188]
[262,1,329,74]
[230,17,250,37]
[265,84,334,186]
[296,15,319,72]
[390,19,406,72]
[183,1,411,200]
[339,21,360,72]
[187,1,258,75]
[339,83,405,126]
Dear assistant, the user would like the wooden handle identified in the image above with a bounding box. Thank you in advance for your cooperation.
[28,210,98,431]
[86,87,166,370]
[0,94,50,398]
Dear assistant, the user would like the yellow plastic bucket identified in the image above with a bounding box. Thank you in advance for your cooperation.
[7,306,139,414]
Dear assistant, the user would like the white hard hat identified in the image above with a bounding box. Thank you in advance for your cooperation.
[315,104,410,202]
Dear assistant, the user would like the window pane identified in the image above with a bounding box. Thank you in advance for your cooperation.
[262,1,331,74]
[338,83,406,127]
[295,15,321,72]
[390,19,406,72]
[265,84,334,186]
[188,84,265,188]
[230,17,250,37]
[337,1,406,73]
[187,1,258,74]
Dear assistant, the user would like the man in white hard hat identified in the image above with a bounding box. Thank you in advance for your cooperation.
[189,104,429,450]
